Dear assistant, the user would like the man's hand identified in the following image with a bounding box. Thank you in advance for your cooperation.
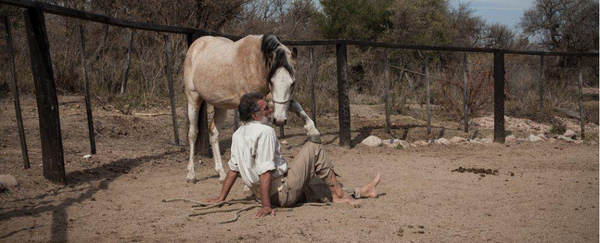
[201,197,223,204]
[255,206,276,217]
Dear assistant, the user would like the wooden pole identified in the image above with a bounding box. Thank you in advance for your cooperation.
[78,25,96,154]
[24,7,66,184]
[463,53,469,133]
[538,55,544,111]
[279,125,284,138]
[424,55,431,135]
[493,51,506,143]
[186,32,209,156]
[4,16,30,168]
[233,110,239,131]
[120,30,134,94]
[310,47,317,128]
[336,43,351,148]
[577,57,585,139]
[163,34,180,145]
[384,52,391,134]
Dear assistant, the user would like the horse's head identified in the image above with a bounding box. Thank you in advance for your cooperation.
[261,35,298,126]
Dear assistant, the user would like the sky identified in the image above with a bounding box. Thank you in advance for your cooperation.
[449,0,535,31]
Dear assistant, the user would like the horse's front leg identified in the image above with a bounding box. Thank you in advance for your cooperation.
[289,100,321,142]
[209,108,228,182]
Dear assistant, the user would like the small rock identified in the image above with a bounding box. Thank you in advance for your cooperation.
[434,138,450,145]
[280,140,288,145]
[412,140,429,146]
[361,136,383,147]
[83,154,92,159]
[573,140,583,144]
[382,139,395,148]
[0,175,19,190]
[505,135,516,142]
[449,136,468,144]
[480,138,493,144]
[398,140,410,149]
[418,230,425,234]
[563,130,576,139]
[383,139,411,149]
[536,134,547,140]
[548,138,557,143]
[557,135,573,142]
[528,134,543,142]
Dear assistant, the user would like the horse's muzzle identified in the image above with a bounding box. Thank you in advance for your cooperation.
[274,118,286,126]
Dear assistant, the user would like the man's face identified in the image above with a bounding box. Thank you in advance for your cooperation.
[253,99,273,124]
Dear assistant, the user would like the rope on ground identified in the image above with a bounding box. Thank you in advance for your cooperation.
[163,197,331,224]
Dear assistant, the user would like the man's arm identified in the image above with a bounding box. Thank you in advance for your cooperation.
[204,170,238,203]
[255,170,276,217]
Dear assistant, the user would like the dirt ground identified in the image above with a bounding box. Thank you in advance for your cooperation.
[1,95,598,242]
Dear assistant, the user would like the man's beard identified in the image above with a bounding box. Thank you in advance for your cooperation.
[258,114,271,125]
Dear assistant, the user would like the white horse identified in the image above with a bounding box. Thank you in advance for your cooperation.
[184,34,320,183]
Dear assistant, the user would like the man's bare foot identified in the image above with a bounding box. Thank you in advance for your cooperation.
[360,173,381,198]
[332,191,361,207]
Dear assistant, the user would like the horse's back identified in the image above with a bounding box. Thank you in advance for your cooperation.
[184,35,266,109]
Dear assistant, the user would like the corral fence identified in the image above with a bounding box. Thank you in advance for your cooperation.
[1,0,597,184]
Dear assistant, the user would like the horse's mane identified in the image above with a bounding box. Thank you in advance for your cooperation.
[261,34,295,83]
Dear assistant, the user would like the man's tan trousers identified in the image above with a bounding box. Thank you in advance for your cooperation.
[270,142,360,207]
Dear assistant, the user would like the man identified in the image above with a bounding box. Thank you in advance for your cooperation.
[204,92,381,217]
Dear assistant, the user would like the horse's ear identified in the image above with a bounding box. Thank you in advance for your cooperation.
[292,47,298,60]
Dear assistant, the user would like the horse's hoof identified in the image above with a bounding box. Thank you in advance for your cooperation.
[186,178,197,184]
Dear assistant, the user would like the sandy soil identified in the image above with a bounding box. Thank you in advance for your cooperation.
[0,95,598,242]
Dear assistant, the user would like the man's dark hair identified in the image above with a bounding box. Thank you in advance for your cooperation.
[238,92,263,122]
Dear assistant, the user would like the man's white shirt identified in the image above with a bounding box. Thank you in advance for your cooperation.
[228,121,288,188]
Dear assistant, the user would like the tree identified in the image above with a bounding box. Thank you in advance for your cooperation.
[520,0,599,52]
[482,23,517,49]
[447,3,486,47]
[389,0,453,45]
[318,0,394,41]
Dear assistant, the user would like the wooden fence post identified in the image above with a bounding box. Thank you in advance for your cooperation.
[538,55,545,111]
[4,16,30,168]
[163,34,180,145]
[24,7,66,184]
[336,42,351,148]
[463,53,469,133]
[78,25,96,154]
[186,32,209,156]
[233,110,239,131]
[120,30,134,94]
[577,57,585,139]
[424,55,431,135]
[310,47,318,128]
[493,51,506,143]
[384,52,391,134]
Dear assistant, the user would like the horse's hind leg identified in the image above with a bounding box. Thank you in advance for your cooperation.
[186,90,201,184]
[289,100,321,142]
[209,107,228,182]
